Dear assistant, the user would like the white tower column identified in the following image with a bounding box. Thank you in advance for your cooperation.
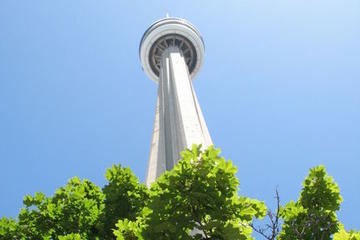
[140,17,212,186]
[146,48,212,185]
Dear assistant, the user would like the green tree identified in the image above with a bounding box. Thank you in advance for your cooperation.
[17,177,104,239]
[0,217,21,240]
[2,147,357,240]
[0,166,148,240]
[101,165,149,239]
[279,165,342,240]
[114,219,144,240]
[58,233,83,240]
[334,224,360,240]
[114,145,267,240]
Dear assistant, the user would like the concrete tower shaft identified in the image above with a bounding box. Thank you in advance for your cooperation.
[140,18,212,186]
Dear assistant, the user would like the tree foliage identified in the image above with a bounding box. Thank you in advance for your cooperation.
[334,224,360,240]
[0,217,21,239]
[101,165,148,239]
[0,146,357,240]
[0,165,147,240]
[17,177,104,239]
[58,233,83,240]
[279,165,342,240]
[114,145,267,239]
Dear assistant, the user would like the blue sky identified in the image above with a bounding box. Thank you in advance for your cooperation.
[0,0,359,233]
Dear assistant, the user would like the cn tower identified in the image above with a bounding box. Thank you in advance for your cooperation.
[140,17,213,186]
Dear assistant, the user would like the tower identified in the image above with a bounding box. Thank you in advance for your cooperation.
[140,17,213,186]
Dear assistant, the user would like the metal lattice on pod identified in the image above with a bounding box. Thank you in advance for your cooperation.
[140,17,205,83]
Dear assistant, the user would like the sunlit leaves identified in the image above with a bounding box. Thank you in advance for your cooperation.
[300,165,342,212]
[0,217,21,239]
[334,224,360,240]
[101,164,149,239]
[58,233,84,240]
[17,177,105,239]
[115,145,266,239]
[114,219,144,240]
[1,146,357,239]
[279,165,342,240]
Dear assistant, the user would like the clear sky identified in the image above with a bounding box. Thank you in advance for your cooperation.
[0,0,359,233]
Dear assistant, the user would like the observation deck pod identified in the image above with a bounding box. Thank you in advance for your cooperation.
[139,17,205,83]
